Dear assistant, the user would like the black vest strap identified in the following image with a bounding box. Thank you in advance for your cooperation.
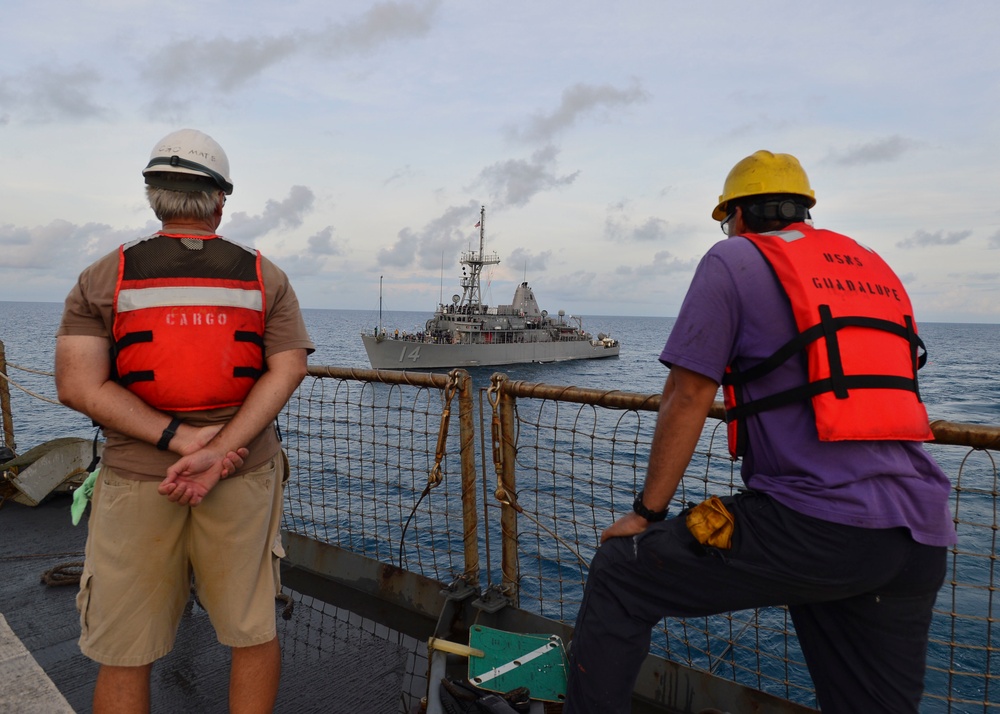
[118,370,155,386]
[111,330,156,387]
[819,305,848,399]
[233,330,265,379]
[723,314,927,387]
[723,309,928,424]
[727,374,923,422]
[234,330,265,347]
[114,330,153,353]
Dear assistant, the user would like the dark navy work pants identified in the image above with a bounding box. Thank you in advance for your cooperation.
[563,490,946,714]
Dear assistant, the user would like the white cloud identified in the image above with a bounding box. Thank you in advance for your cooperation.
[0,0,997,322]
[827,136,920,166]
[2,65,108,123]
[506,247,552,275]
[896,229,972,249]
[475,146,579,208]
[223,186,316,242]
[506,80,648,144]
[376,229,419,268]
[375,202,480,270]
[616,251,699,278]
[307,226,344,256]
[139,1,440,96]
[0,220,143,270]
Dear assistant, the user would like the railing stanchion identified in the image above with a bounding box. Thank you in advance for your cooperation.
[453,369,480,587]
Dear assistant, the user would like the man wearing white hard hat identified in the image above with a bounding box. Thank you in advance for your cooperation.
[56,129,314,712]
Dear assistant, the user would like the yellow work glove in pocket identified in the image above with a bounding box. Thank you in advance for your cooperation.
[685,495,735,549]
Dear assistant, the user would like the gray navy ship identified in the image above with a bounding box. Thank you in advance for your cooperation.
[361,207,620,370]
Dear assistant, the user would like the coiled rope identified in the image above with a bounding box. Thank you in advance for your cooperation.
[41,561,84,586]
[0,552,87,586]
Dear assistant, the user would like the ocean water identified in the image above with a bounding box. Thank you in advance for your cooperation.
[3,300,997,448]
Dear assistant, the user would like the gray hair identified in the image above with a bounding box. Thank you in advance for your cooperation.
[145,173,221,222]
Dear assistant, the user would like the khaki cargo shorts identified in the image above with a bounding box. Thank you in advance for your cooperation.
[77,453,287,666]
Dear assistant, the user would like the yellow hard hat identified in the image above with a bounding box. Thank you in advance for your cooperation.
[712,150,816,221]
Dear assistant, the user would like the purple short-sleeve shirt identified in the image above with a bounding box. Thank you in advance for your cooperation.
[661,234,956,547]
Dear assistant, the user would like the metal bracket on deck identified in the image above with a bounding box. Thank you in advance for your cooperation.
[472,584,512,614]
[440,578,478,603]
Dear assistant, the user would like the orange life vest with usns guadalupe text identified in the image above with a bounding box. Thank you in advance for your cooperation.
[722,224,934,458]
[111,233,266,412]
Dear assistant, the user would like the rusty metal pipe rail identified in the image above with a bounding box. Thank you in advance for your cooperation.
[501,380,661,411]
[308,364,455,388]
[501,379,1000,448]
[929,419,1000,450]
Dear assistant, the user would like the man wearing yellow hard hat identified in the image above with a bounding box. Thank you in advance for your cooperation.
[565,151,955,713]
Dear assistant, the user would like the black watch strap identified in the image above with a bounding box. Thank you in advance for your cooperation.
[633,490,668,522]
[156,417,183,451]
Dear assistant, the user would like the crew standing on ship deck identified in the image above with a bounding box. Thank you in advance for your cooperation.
[564,150,956,713]
[55,128,314,713]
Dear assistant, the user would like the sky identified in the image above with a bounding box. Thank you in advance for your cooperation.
[1,0,998,323]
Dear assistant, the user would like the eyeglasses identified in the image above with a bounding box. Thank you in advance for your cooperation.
[721,211,736,236]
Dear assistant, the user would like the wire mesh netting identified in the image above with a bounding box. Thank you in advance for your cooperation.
[281,368,1000,712]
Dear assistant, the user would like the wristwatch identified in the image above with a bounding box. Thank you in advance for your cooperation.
[156,416,183,451]
[632,490,668,522]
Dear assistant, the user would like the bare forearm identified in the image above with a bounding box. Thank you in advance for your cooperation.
[600,365,719,542]
[82,381,180,445]
[200,349,308,456]
[56,335,181,448]
[640,366,720,512]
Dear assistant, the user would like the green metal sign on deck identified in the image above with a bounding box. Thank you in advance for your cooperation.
[467,625,568,703]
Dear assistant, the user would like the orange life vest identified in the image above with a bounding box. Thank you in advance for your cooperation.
[722,224,933,458]
[112,233,266,412]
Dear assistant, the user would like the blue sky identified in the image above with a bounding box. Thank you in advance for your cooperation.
[1,1,998,322]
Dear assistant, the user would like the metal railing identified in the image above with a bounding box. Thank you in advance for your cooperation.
[282,366,479,586]
[280,365,1000,713]
[2,342,997,712]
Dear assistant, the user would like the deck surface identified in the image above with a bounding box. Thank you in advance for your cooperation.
[0,495,416,713]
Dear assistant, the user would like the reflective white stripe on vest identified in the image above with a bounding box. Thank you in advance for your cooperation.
[767,229,805,243]
[117,286,263,312]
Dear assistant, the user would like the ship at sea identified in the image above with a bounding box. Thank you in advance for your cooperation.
[361,207,620,370]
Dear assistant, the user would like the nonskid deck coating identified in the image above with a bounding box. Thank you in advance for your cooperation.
[0,496,414,713]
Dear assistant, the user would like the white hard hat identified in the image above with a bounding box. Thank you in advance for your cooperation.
[142,128,233,194]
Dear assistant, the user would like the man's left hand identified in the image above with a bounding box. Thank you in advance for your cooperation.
[601,512,652,543]
[159,446,248,506]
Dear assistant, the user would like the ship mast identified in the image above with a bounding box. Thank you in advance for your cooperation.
[458,205,500,314]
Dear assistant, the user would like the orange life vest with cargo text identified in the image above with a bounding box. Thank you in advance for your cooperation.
[112,233,266,412]
[722,224,933,458]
